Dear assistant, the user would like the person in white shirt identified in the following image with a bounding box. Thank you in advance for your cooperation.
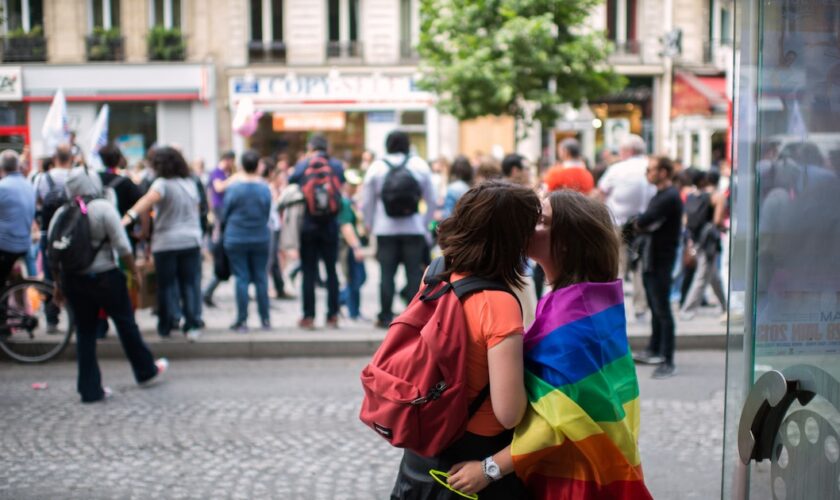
[595,134,655,319]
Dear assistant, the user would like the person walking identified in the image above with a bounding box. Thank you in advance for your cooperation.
[361,131,436,328]
[122,146,204,341]
[223,151,273,332]
[202,150,236,307]
[0,150,35,287]
[49,167,167,403]
[595,134,655,320]
[288,135,345,329]
[338,170,367,322]
[633,156,684,378]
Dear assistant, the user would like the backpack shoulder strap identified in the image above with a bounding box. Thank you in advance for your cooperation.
[107,175,126,190]
[44,171,55,190]
[451,276,523,315]
[424,256,448,285]
[467,384,490,419]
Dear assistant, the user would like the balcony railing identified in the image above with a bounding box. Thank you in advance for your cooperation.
[86,34,124,62]
[326,40,362,61]
[2,33,47,62]
[612,40,642,56]
[148,27,186,61]
[248,40,286,63]
[703,38,733,64]
[400,40,419,62]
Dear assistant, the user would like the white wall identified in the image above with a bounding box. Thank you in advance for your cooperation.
[364,111,398,159]
[285,0,327,65]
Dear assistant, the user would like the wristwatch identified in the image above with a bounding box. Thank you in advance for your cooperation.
[482,456,502,482]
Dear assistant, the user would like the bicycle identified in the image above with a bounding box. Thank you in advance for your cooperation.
[0,278,74,363]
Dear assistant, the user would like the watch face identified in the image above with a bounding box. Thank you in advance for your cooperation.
[487,463,500,476]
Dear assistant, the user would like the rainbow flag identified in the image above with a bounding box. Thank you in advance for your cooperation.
[511,280,652,499]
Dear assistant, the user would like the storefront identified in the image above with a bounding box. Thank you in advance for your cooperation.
[227,69,445,166]
[722,0,840,498]
[20,64,216,166]
[670,72,730,169]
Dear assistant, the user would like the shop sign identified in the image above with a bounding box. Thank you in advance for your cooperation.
[273,112,346,131]
[230,73,430,104]
[0,67,23,101]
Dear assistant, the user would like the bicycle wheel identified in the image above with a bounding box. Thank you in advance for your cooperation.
[0,279,74,363]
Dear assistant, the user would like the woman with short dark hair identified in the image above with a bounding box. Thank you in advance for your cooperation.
[446,190,651,500]
[122,146,204,341]
[391,180,540,500]
[223,150,273,332]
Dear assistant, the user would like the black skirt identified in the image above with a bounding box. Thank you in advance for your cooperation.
[390,430,530,500]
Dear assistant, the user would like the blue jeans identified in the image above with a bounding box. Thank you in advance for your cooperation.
[340,249,367,319]
[63,269,157,402]
[225,242,270,324]
[153,246,203,336]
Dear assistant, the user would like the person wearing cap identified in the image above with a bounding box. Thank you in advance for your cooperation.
[203,150,236,307]
[338,169,367,322]
[288,135,346,329]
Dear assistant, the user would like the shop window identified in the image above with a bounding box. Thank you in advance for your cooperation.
[249,0,285,63]
[3,0,43,33]
[0,103,25,126]
[150,0,181,29]
[108,102,157,166]
[400,111,425,126]
[327,0,360,59]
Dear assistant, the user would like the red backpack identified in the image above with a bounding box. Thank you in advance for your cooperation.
[300,154,342,221]
[359,258,515,457]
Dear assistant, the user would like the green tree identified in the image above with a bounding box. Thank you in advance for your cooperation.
[419,0,625,140]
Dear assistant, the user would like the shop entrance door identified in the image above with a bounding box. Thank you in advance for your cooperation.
[0,125,28,152]
[722,0,840,498]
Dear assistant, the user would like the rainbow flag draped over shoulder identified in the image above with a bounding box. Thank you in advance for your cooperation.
[511,280,652,499]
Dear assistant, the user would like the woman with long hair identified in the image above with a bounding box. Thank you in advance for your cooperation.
[446,190,652,499]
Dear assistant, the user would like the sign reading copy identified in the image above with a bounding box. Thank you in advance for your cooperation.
[273,112,346,131]
[230,73,431,105]
[0,67,23,101]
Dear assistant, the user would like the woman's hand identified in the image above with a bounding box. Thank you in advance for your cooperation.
[447,461,490,495]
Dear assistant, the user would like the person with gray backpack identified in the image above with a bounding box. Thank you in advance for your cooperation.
[48,167,167,404]
[361,131,436,328]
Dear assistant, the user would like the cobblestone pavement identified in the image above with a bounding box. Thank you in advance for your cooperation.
[1,352,726,499]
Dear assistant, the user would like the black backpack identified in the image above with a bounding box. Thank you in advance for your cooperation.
[381,157,422,217]
[47,197,108,276]
[300,154,342,221]
[684,191,712,238]
[40,172,68,229]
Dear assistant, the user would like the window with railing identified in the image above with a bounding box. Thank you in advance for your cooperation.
[2,0,46,62]
[705,0,734,64]
[87,0,123,61]
[249,0,285,63]
[327,0,361,60]
[606,0,640,57]
[148,0,185,61]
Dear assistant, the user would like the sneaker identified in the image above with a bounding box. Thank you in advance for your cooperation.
[298,318,315,330]
[652,363,677,379]
[186,329,202,342]
[679,310,696,321]
[202,295,217,308]
[103,387,113,400]
[139,358,169,387]
[230,322,249,333]
[326,316,339,329]
[374,319,391,329]
[275,291,296,301]
[261,320,272,331]
[632,351,665,365]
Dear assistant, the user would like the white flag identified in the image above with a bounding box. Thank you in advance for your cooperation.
[41,89,70,155]
[87,104,109,170]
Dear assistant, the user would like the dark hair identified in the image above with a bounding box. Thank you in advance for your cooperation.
[546,190,620,288]
[41,156,53,172]
[152,146,191,179]
[476,159,502,181]
[241,150,260,173]
[54,146,72,165]
[651,155,675,179]
[437,180,541,289]
[385,130,410,155]
[559,138,581,159]
[449,156,473,183]
[1,151,18,173]
[706,170,720,188]
[260,156,277,178]
[308,134,328,152]
[221,150,236,160]
[98,143,123,169]
[501,154,525,178]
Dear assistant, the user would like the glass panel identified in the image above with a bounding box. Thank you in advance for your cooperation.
[400,0,411,50]
[348,0,358,41]
[109,102,157,164]
[271,0,283,41]
[250,0,262,41]
[171,0,181,28]
[153,0,163,26]
[6,0,23,31]
[29,0,43,30]
[0,103,26,126]
[606,0,617,41]
[111,0,120,28]
[92,0,104,29]
[327,0,339,41]
[724,0,840,498]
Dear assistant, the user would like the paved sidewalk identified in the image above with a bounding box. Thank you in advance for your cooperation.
[75,259,730,359]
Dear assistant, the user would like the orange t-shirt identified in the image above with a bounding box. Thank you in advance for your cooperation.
[543,165,595,194]
[451,273,525,436]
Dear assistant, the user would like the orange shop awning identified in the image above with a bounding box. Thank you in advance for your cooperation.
[671,72,729,118]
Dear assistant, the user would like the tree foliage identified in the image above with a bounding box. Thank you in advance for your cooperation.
[418,0,625,137]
